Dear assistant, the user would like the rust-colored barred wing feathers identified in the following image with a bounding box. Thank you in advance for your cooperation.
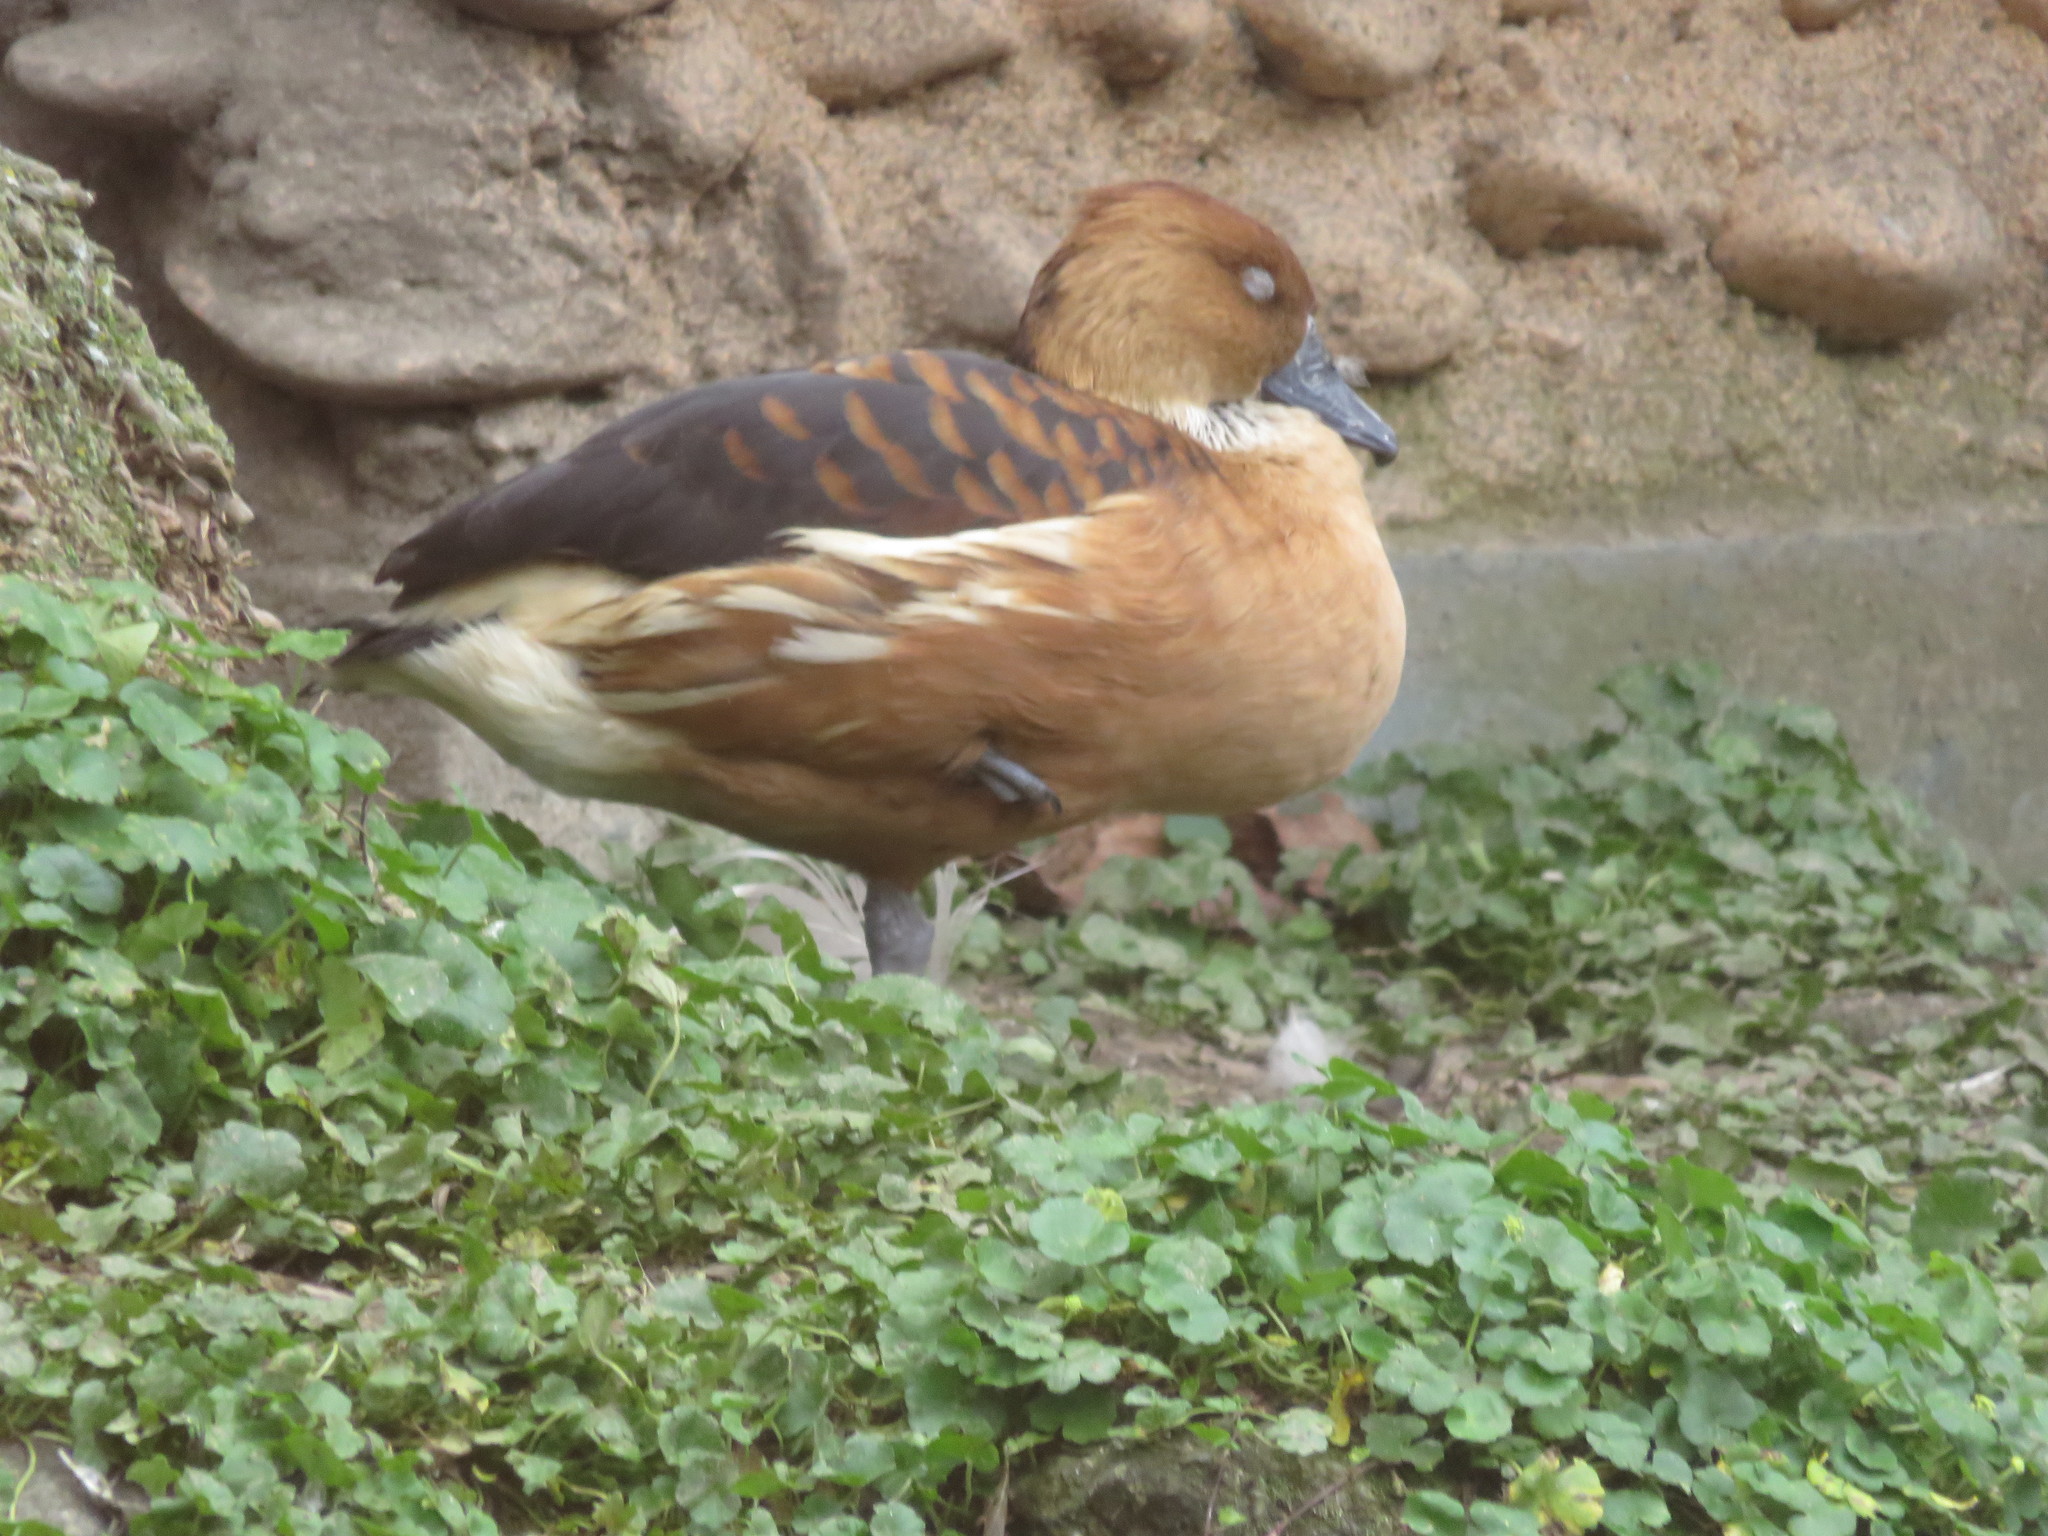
[372,349,1207,608]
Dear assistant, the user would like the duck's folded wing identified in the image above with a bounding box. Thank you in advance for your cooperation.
[530,510,1143,769]
[374,349,1204,607]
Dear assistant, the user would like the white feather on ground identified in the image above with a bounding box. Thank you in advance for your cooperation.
[707,847,871,975]
[1266,1006,1352,1092]
[708,848,998,982]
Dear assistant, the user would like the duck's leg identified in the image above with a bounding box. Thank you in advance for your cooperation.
[972,747,1063,813]
[863,881,933,977]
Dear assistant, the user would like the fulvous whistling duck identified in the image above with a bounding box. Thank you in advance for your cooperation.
[333,182,1406,975]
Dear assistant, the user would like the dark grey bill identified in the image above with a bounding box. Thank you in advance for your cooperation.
[1259,318,1398,464]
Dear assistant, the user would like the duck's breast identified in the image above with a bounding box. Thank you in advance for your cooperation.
[1012,434,1406,814]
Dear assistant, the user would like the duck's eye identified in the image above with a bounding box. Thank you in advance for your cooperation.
[1241,265,1277,303]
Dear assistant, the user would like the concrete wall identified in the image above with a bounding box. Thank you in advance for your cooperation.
[1385,517,2048,882]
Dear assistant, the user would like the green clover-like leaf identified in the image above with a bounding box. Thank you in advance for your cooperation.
[20,844,122,913]
[1262,1406,1334,1456]
[1029,1196,1130,1266]
[1403,1489,1468,1536]
[195,1122,307,1202]
[1908,1171,2004,1259]
[22,729,123,803]
[1444,1385,1513,1442]
[1507,1453,1604,1535]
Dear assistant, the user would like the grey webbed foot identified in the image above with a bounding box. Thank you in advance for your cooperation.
[972,747,1062,812]
[862,881,933,977]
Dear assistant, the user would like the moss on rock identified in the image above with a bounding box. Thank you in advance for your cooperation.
[0,145,251,631]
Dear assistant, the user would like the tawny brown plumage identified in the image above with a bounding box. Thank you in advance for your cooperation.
[334,181,1407,973]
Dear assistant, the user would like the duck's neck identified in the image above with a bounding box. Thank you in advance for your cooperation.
[1141,398,1326,456]
[1122,393,1294,454]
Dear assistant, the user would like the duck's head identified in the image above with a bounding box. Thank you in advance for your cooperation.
[1015,182,1398,464]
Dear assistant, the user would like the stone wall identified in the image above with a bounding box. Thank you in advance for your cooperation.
[4,0,2046,868]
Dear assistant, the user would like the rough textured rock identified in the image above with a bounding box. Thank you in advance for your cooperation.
[1465,115,1670,257]
[336,413,490,512]
[1365,468,1445,525]
[582,12,775,191]
[1711,145,2002,345]
[450,0,668,32]
[150,0,651,405]
[1012,1435,1404,1536]
[778,0,1020,108]
[763,149,854,354]
[1318,244,1482,377]
[1039,0,1214,85]
[1999,0,2048,42]
[13,0,2047,539]
[1992,421,2048,474]
[162,267,637,409]
[1237,0,1447,102]
[0,1439,140,1536]
[4,9,229,131]
[1500,0,1587,18]
[1782,0,1875,30]
[0,1,58,45]
[905,204,1049,345]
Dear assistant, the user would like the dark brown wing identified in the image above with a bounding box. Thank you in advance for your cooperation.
[375,349,1207,607]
